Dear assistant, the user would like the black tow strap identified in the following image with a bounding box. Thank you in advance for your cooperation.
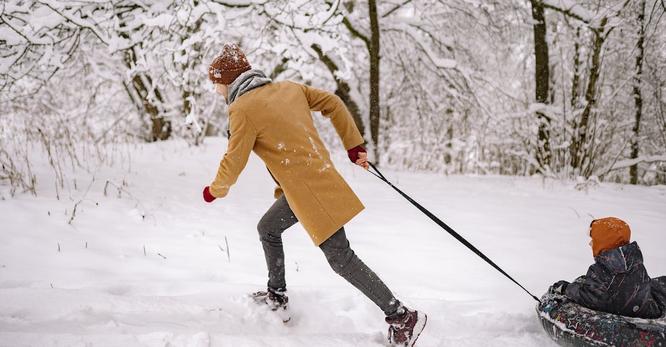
[367,162,541,303]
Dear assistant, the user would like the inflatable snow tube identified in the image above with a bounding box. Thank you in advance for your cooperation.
[537,293,666,347]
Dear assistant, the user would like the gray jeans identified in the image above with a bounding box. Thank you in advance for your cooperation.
[257,195,401,316]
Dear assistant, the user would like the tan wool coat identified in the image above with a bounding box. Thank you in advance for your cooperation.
[209,81,365,245]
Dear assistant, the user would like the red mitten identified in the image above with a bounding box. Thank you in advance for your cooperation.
[347,145,366,163]
[203,186,216,203]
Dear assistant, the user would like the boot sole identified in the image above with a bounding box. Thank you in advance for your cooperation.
[408,312,427,347]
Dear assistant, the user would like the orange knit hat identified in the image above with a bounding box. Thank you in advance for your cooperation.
[589,217,631,257]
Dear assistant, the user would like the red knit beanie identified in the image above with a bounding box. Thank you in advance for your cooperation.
[208,43,251,85]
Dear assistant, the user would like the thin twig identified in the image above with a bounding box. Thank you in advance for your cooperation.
[68,200,81,225]
[68,176,95,225]
[224,236,231,262]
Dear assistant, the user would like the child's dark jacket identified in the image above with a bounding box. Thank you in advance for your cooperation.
[564,241,666,319]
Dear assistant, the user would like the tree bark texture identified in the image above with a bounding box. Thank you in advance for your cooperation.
[570,18,608,174]
[630,0,646,184]
[530,0,552,171]
[311,44,366,139]
[123,48,171,142]
[571,27,582,109]
[368,0,381,162]
[117,13,171,142]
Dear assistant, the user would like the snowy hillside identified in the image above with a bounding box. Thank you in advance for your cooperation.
[1,138,665,346]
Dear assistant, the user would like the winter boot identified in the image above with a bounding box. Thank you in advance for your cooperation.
[250,287,290,323]
[386,306,427,346]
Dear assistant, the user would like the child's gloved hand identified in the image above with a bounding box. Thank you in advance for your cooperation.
[550,280,569,295]
[203,186,216,203]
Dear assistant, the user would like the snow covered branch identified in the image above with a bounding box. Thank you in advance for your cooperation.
[341,16,370,49]
[382,0,413,18]
[599,155,666,175]
[542,0,632,33]
[1,0,665,188]
[542,0,595,24]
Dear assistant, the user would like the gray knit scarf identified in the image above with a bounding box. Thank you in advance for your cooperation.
[227,69,272,104]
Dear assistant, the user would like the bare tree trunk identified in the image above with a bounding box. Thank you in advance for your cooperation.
[630,0,646,184]
[117,11,171,142]
[529,0,552,171]
[571,27,582,109]
[340,1,381,161]
[123,49,171,142]
[570,18,608,173]
[368,0,381,162]
[181,16,207,145]
[311,44,366,138]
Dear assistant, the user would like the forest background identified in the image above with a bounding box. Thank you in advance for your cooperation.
[2,0,666,197]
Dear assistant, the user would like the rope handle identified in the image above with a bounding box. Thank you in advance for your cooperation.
[367,162,541,304]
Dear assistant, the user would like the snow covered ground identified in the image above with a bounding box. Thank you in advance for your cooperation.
[1,138,665,347]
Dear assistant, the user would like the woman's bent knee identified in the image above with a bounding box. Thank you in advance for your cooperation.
[324,248,356,275]
[257,218,280,242]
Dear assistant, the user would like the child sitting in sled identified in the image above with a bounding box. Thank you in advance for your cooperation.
[550,217,666,319]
